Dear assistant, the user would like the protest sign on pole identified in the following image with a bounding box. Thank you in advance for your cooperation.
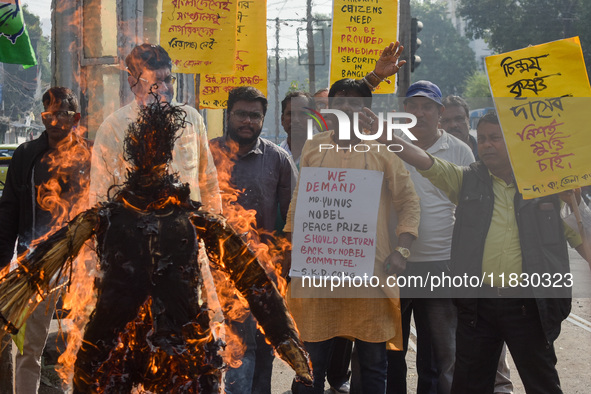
[290,167,383,279]
[198,1,267,109]
[329,0,399,94]
[485,37,591,199]
[160,0,237,75]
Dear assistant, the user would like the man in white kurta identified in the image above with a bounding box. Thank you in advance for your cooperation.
[89,44,220,213]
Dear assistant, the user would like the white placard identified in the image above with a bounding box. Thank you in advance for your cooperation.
[290,167,383,278]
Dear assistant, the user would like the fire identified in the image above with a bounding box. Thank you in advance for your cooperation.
[36,126,91,224]
[208,138,294,367]
[0,99,95,380]
[12,0,308,384]
[24,97,97,386]
[0,99,312,391]
[46,4,121,378]
[121,194,183,211]
[211,139,291,290]
[56,244,98,383]
[71,297,222,393]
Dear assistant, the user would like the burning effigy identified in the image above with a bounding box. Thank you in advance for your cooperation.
[0,97,312,393]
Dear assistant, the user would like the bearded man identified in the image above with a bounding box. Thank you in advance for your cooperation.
[209,86,298,394]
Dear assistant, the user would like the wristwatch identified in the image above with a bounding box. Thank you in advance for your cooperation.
[394,246,411,259]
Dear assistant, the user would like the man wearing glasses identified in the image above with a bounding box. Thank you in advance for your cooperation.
[89,44,221,213]
[209,86,298,394]
[0,87,91,393]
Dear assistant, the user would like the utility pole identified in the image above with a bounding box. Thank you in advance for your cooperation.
[306,0,316,94]
[274,17,281,142]
[398,0,411,97]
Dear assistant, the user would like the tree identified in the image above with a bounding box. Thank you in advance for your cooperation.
[464,71,491,97]
[457,0,591,74]
[410,0,477,96]
[463,71,494,110]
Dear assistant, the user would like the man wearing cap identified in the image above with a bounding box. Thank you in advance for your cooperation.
[89,44,221,213]
[386,81,474,393]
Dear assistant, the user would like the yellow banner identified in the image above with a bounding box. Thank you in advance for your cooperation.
[160,0,237,74]
[329,0,399,94]
[198,0,267,109]
[485,37,591,199]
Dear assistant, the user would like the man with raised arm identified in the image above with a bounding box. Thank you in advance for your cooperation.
[286,71,420,392]
[372,110,587,393]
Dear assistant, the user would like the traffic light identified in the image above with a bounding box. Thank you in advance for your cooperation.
[410,17,423,72]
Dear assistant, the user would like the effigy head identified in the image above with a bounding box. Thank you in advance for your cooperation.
[119,92,192,207]
[124,92,187,174]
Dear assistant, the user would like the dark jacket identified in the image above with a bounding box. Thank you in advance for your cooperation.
[0,132,91,267]
[451,161,571,343]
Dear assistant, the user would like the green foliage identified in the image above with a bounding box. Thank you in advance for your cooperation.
[457,0,591,74]
[410,0,477,96]
[464,71,491,98]
[22,5,50,83]
[463,71,494,109]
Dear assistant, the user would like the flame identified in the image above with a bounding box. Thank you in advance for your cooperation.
[209,138,293,367]
[48,3,117,378]
[72,297,223,393]
[0,121,96,383]
[33,127,96,385]
[36,131,91,224]
[121,194,183,212]
[44,1,301,386]
[0,119,304,388]
[56,244,98,383]
[211,139,290,289]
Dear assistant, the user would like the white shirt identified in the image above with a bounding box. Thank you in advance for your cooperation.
[280,139,301,167]
[279,139,290,155]
[89,100,221,213]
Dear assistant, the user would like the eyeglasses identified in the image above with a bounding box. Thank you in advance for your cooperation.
[41,111,76,120]
[138,75,177,86]
[230,110,265,122]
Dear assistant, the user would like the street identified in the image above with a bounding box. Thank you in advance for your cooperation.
[38,246,591,393]
[271,247,591,393]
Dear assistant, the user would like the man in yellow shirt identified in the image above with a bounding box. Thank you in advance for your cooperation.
[372,110,588,393]
[286,77,420,393]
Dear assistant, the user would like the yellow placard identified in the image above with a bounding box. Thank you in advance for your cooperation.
[198,1,267,109]
[485,37,591,199]
[160,0,238,74]
[329,0,399,94]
